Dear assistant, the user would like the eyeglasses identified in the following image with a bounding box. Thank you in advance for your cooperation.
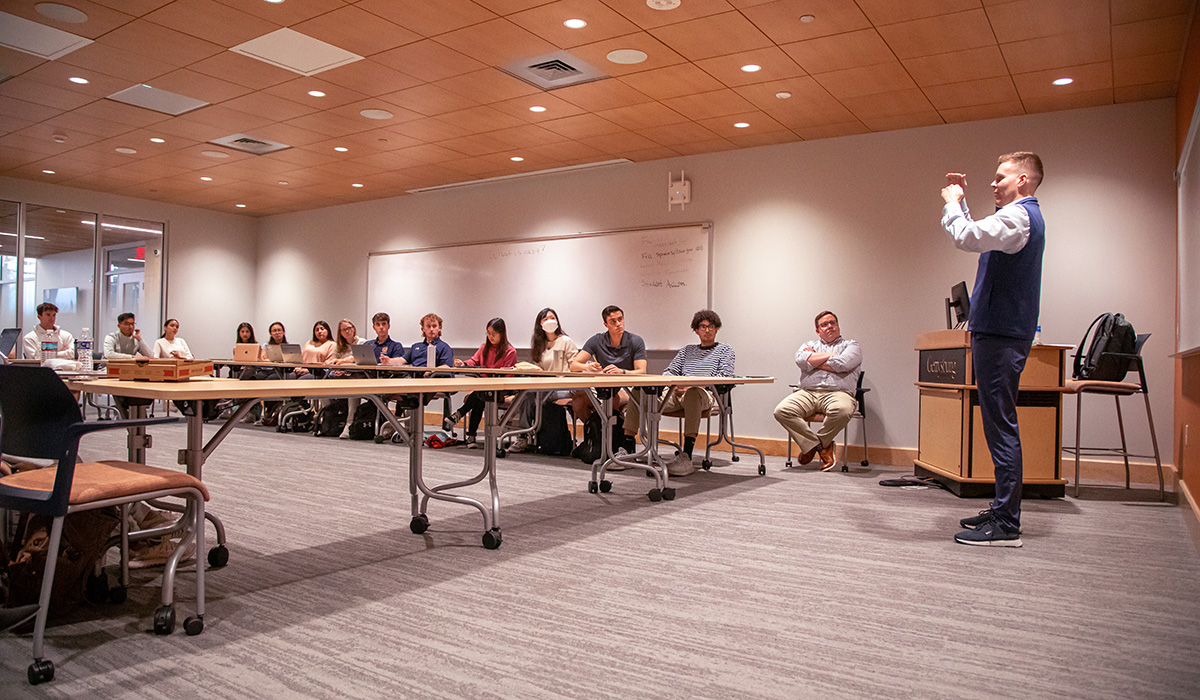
[696,323,716,330]
[818,320,838,329]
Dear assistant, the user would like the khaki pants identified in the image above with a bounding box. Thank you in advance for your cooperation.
[661,387,716,436]
[773,389,857,453]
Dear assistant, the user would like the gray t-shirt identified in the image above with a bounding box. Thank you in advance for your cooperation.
[582,331,646,371]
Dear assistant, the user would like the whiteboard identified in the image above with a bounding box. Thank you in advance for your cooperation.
[1179,99,1200,354]
[367,224,712,350]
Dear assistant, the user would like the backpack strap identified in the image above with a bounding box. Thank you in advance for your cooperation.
[1073,313,1107,380]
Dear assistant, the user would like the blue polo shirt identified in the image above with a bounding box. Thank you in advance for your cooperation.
[405,338,453,367]
[371,336,405,362]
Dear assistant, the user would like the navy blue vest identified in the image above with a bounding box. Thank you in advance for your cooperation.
[968,197,1044,341]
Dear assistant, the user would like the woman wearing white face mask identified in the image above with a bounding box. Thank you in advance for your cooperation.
[511,308,580,454]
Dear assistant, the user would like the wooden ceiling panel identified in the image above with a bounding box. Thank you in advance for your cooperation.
[780,29,896,75]
[434,69,541,104]
[567,31,687,76]
[0,115,38,138]
[854,0,984,26]
[56,42,176,84]
[226,122,329,149]
[169,104,275,135]
[508,0,643,48]
[325,100,425,126]
[670,138,738,155]
[147,69,256,105]
[725,128,801,149]
[813,61,917,100]
[649,12,774,61]
[188,52,297,91]
[383,84,481,117]
[73,100,173,129]
[903,45,1009,86]
[1114,52,1184,87]
[877,10,998,59]
[922,76,1019,110]
[388,117,474,142]
[790,121,869,140]
[488,123,572,148]
[472,0,556,15]
[595,101,688,130]
[539,113,625,138]
[437,105,527,134]
[437,133,514,157]
[526,138,607,161]
[212,0,349,26]
[1111,0,1194,25]
[372,40,487,82]
[97,19,224,67]
[261,146,343,168]
[291,6,423,57]
[693,46,807,87]
[0,132,76,158]
[840,88,936,120]
[218,92,319,123]
[938,101,1027,123]
[391,143,468,165]
[42,111,138,139]
[1011,62,1113,100]
[0,96,62,123]
[985,0,1109,43]
[488,93,588,122]
[1022,88,1114,114]
[1,0,136,39]
[280,110,379,138]
[598,0,735,30]
[440,156,504,176]
[735,77,855,126]
[319,60,424,98]
[618,145,679,161]
[617,63,726,100]
[1112,15,1192,59]
[661,89,754,120]
[740,0,872,44]
[346,151,426,171]
[695,110,785,137]
[859,111,944,132]
[18,62,138,101]
[263,78,369,111]
[553,78,655,111]
[0,78,95,112]
[142,0,282,48]
[577,129,661,154]
[356,0,497,36]
[1114,81,1176,102]
[0,46,47,78]
[435,19,559,65]
[999,31,1112,75]
[635,120,721,146]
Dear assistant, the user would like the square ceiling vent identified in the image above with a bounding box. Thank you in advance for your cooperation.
[107,84,208,116]
[499,51,608,90]
[230,28,363,76]
[208,134,291,156]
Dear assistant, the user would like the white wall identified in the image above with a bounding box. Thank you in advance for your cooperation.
[257,99,1178,456]
[0,177,258,360]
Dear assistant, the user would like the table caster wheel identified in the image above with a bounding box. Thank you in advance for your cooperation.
[701,459,712,470]
[497,449,506,458]
[861,460,870,467]
[85,571,109,604]
[842,464,849,472]
[184,615,204,636]
[662,487,676,501]
[207,545,229,568]
[785,461,793,468]
[599,480,612,493]
[588,481,598,493]
[154,604,176,635]
[647,488,662,502]
[27,659,54,685]
[108,585,127,605]
[482,528,502,550]
[410,514,429,534]
[732,455,740,462]
[758,464,766,476]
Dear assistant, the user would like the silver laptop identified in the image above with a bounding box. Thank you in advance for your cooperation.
[279,343,303,363]
[0,327,20,361]
[264,344,284,362]
[350,343,377,365]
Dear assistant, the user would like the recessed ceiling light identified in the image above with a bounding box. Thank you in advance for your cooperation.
[115,147,137,154]
[1053,77,1074,86]
[264,0,284,4]
[42,169,55,174]
[529,105,547,113]
[733,122,750,128]
[741,64,762,73]
[511,156,524,162]
[646,0,681,9]
[200,176,213,181]
[360,108,394,120]
[69,76,88,84]
[351,183,364,188]
[334,146,348,152]
[775,91,792,99]
[278,180,289,185]
[201,150,230,159]
[308,90,326,97]
[149,137,165,143]
[607,49,648,65]
[563,19,587,29]
[236,204,247,208]
[36,3,89,23]
[800,14,816,23]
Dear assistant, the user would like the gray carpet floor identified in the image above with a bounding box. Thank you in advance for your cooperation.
[3,422,1199,699]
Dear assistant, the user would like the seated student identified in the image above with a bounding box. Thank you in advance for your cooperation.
[570,305,647,463]
[369,312,405,364]
[328,318,367,439]
[152,318,193,360]
[234,322,275,381]
[444,318,517,447]
[658,310,737,477]
[22,302,75,360]
[400,312,456,428]
[104,312,152,359]
[511,307,579,453]
[256,321,290,425]
[297,320,336,378]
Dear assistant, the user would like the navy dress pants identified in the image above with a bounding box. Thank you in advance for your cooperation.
[971,332,1031,531]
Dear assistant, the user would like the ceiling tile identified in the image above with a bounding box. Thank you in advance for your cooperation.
[860,111,944,131]
[18,61,137,101]
[903,45,1009,86]
[1,0,137,39]
[488,123,572,147]
[434,19,558,65]
[740,0,872,44]
[734,76,855,127]
[567,31,687,77]
[143,0,282,48]
[636,120,721,146]
[526,138,607,161]
[325,99,425,125]
[1114,81,1176,102]
[922,76,1019,110]
[238,122,330,148]
[56,42,176,83]
[318,60,424,97]
[219,91,320,122]
[434,68,542,103]
[389,117,474,142]
[577,129,661,153]
[508,0,642,48]
[436,105,528,134]
[1111,0,1194,25]
[1112,14,1191,59]
[553,78,655,111]
[146,68,255,105]
[618,145,679,161]
[189,51,297,90]
[840,88,936,120]
[472,1,556,16]
[1011,61,1113,100]
[725,128,800,148]
[780,29,895,74]
[694,46,807,87]
[383,84,481,117]
[488,93,588,122]
[539,113,625,138]
[75,99,173,128]
[598,0,735,30]
[813,61,916,100]
[670,138,737,155]
[291,6,422,57]
[985,0,1109,43]
[939,101,1025,123]
[617,63,725,100]
[661,88,755,120]
[998,31,1111,75]
[649,11,774,61]
[0,46,48,77]
[372,40,487,82]
[263,78,369,110]
[1114,52,1184,87]
[95,18,223,67]
[0,96,61,123]
[391,143,464,165]
[695,110,785,137]
[281,110,378,137]
[211,0,348,26]
[438,132,518,157]
[356,0,497,36]
[595,101,688,130]
[1022,87,1113,113]
[0,77,95,111]
[876,9,997,60]
[854,0,984,26]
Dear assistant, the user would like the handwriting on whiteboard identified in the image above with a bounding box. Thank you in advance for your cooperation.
[489,245,546,260]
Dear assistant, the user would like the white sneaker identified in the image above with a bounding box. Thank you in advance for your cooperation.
[339,428,350,439]
[667,452,696,477]
[465,434,478,448]
[379,423,396,440]
[508,436,528,453]
[129,536,196,569]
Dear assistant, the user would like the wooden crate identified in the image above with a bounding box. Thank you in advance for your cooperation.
[106,359,214,382]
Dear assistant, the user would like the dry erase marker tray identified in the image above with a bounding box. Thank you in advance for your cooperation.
[107,358,214,382]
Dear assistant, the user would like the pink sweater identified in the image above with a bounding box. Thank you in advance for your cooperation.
[464,343,516,369]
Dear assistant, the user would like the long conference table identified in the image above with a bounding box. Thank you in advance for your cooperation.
[66,371,773,558]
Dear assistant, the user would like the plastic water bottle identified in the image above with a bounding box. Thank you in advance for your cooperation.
[77,327,94,371]
[40,328,56,364]
[427,342,437,368]
[1033,325,1042,346]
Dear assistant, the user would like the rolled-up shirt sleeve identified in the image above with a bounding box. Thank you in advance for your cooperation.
[795,343,816,376]
[941,200,1030,254]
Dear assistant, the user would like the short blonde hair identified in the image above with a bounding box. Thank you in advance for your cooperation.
[999,151,1043,189]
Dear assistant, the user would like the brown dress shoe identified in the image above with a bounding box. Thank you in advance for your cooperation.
[799,445,819,465]
[819,442,837,471]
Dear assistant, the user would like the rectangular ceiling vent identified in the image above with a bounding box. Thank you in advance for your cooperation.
[500,51,608,90]
[208,134,291,155]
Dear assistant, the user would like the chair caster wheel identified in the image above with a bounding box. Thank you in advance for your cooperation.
[861,460,870,467]
[785,461,793,469]
[410,514,429,534]
[207,545,229,568]
[701,459,712,470]
[482,528,502,549]
[599,480,612,493]
[588,481,598,494]
[27,658,54,685]
[85,571,109,604]
[661,487,676,501]
[842,464,849,472]
[647,488,662,502]
[108,585,127,605]
[732,455,740,462]
[184,615,204,636]
[497,449,506,458]
[374,435,385,444]
[758,464,766,476]
[645,469,654,478]
[154,605,176,635]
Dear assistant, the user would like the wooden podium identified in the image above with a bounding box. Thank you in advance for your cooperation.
[914,330,1069,498]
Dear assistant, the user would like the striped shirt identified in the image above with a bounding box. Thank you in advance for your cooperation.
[664,343,736,378]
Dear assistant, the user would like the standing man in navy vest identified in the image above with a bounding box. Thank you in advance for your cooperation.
[940,152,1045,548]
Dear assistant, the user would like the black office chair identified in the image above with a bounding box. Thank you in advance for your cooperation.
[785,371,871,471]
[1063,333,1165,500]
[0,366,209,685]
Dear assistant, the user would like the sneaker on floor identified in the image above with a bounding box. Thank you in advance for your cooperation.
[960,508,997,530]
[379,423,396,441]
[464,433,477,448]
[667,452,695,477]
[129,537,197,569]
[954,517,1022,548]
[606,447,629,471]
[442,411,460,432]
[508,436,528,453]
[338,428,350,439]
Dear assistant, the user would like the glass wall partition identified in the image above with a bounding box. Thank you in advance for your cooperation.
[24,206,97,344]
[98,215,164,339]
[0,200,18,330]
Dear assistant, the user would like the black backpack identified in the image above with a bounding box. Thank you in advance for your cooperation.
[314,399,348,437]
[347,400,379,440]
[537,403,574,456]
[574,413,604,464]
[1074,313,1136,381]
